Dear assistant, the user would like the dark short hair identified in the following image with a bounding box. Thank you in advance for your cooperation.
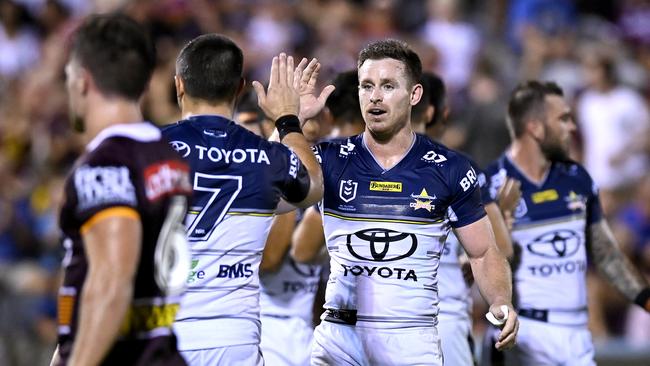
[412,72,446,126]
[507,81,564,138]
[71,13,155,101]
[358,39,422,86]
[176,34,243,103]
[326,70,363,123]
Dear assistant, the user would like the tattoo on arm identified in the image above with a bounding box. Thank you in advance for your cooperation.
[588,220,648,301]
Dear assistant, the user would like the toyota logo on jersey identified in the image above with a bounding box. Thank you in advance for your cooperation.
[527,230,581,258]
[169,140,190,158]
[346,229,417,262]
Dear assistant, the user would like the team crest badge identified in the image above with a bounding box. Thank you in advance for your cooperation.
[409,188,436,212]
[339,180,358,203]
[565,191,586,211]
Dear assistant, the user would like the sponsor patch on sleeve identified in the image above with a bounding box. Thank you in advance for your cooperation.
[74,165,137,211]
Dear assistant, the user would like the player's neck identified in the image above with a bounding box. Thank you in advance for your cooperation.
[363,126,415,170]
[181,98,234,120]
[83,96,143,145]
[509,139,551,184]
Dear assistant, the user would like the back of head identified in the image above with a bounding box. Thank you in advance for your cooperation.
[507,80,564,139]
[176,34,243,104]
[357,39,422,86]
[71,13,155,101]
[326,70,363,124]
[411,72,446,127]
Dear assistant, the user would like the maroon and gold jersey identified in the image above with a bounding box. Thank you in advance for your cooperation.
[56,122,192,365]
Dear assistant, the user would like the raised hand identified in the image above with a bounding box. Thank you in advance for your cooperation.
[295,58,336,123]
[252,53,302,121]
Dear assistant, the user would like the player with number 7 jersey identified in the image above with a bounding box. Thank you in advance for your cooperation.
[162,35,324,365]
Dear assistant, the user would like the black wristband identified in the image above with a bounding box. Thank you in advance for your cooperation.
[634,288,650,311]
[275,114,303,140]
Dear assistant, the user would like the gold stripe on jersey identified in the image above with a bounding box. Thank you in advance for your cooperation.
[80,206,140,235]
[324,211,443,225]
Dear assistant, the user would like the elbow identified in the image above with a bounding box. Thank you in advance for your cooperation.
[260,256,283,273]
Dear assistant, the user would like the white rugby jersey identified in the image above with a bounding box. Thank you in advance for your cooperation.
[314,134,486,329]
[484,155,602,326]
[259,252,323,324]
[161,115,311,350]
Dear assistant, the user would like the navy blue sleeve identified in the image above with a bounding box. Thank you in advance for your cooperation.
[468,159,493,205]
[267,142,311,204]
[583,168,602,226]
[447,155,486,228]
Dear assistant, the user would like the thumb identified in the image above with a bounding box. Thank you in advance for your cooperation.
[317,85,336,104]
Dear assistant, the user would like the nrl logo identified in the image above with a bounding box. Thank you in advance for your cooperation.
[409,188,436,212]
[339,179,358,203]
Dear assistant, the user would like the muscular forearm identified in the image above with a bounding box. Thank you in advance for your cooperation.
[590,221,648,302]
[69,276,133,366]
[281,132,323,207]
[470,245,513,306]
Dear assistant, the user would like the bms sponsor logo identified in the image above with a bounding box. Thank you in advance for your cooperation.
[346,229,417,262]
[339,141,355,156]
[527,230,581,258]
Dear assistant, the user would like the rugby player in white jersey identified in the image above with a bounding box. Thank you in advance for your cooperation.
[163,34,328,365]
[308,39,518,366]
[411,72,519,366]
[482,81,650,365]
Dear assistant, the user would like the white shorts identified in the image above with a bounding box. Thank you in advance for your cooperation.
[481,318,595,366]
[260,315,314,366]
[181,344,264,366]
[437,316,474,366]
[311,321,443,366]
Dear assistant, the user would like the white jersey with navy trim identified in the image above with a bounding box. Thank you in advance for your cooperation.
[259,252,323,324]
[314,133,486,329]
[484,155,602,326]
[161,115,310,350]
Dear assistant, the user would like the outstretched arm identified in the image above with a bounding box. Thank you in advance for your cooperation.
[455,216,519,350]
[291,206,326,263]
[261,211,297,272]
[588,220,650,311]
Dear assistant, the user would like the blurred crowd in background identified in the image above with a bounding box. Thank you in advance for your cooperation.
[0,0,649,365]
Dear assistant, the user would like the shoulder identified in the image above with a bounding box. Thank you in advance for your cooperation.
[416,136,473,173]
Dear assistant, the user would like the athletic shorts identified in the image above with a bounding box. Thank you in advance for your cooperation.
[311,321,443,366]
[437,316,475,366]
[180,344,263,366]
[480,318,594,366]
[260,315,313,366]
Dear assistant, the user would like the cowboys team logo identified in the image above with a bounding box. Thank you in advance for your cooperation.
[565,191,586,212]
[410,188,436,212]
[169,140,191,158]
[339,179,358,203]
[527,230,581,258]
[347,229,418,262]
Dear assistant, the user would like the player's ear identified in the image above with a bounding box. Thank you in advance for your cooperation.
[526,117,544,139]
[410,83,423,106]
[174,75,184,107]
[78,68,91,96]
[236,78,246,97]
